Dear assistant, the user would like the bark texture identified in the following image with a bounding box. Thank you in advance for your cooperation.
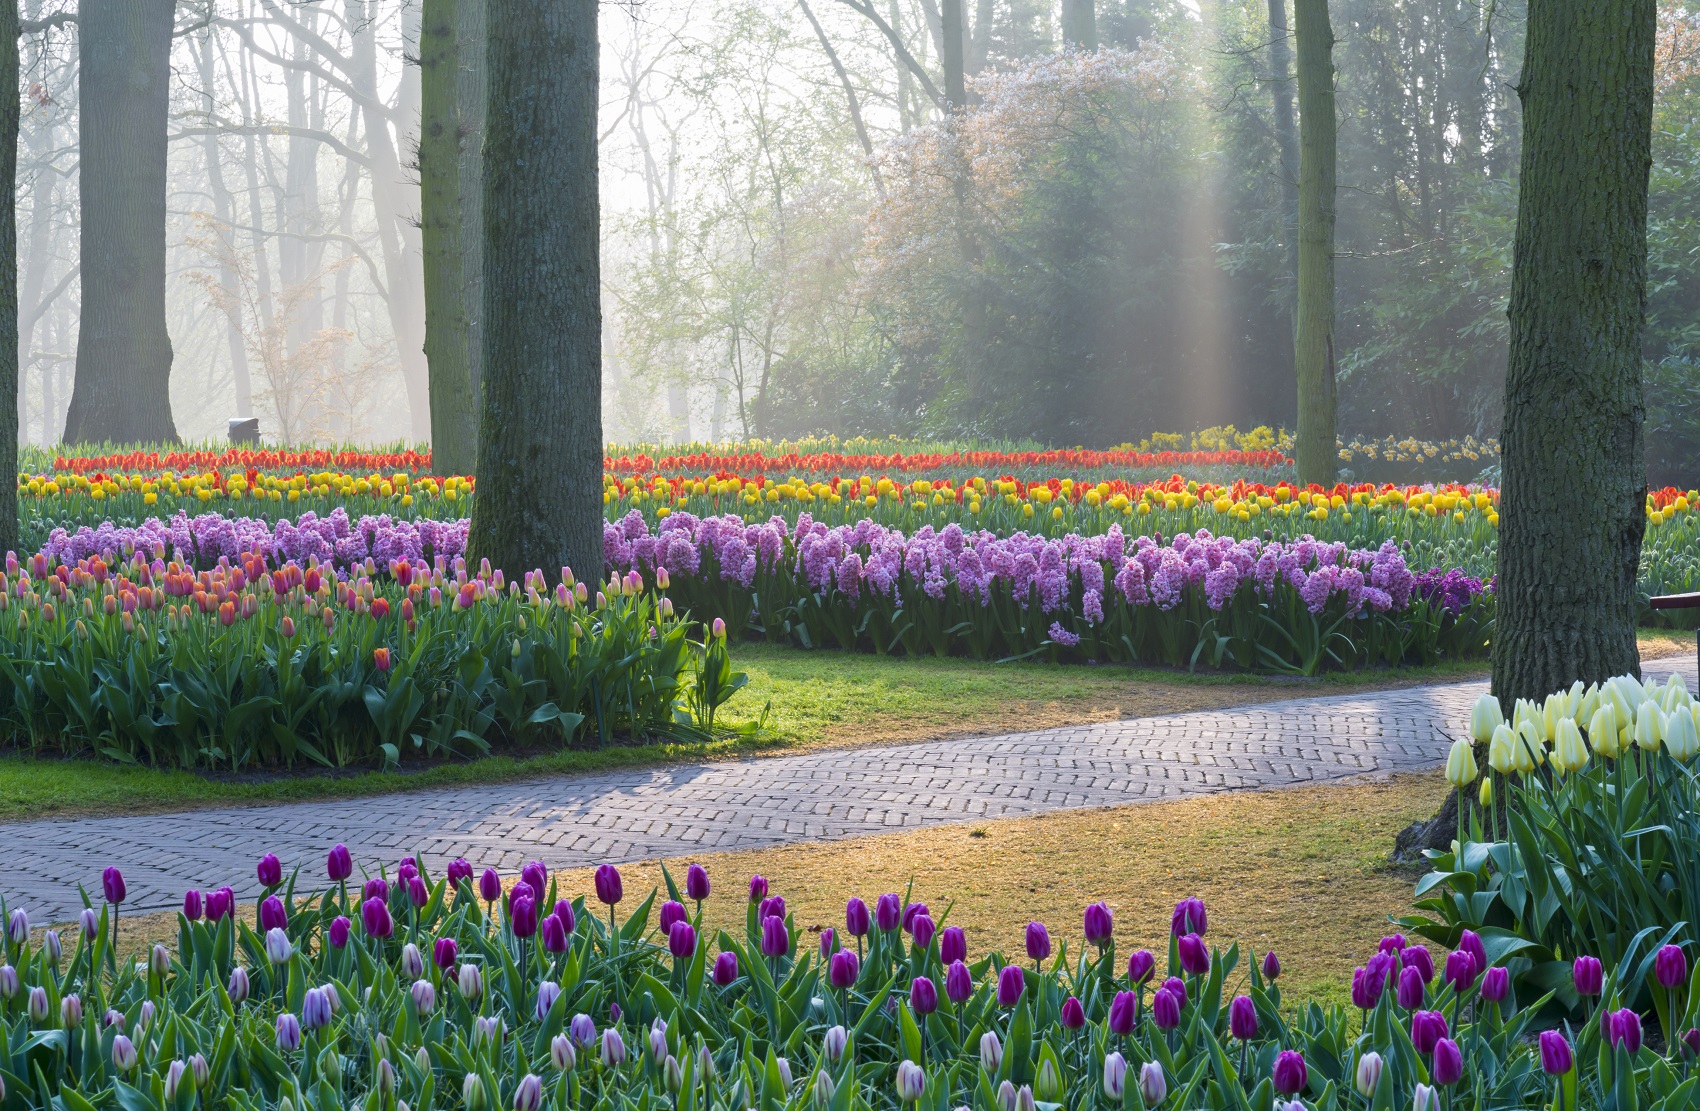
[468,0,603,582]
[1062,0,1097,48]
[0,0,19,550]
[64,0,178,444]
[941,0,966,107]
[1292,0,1336,486]
[1492,0,1654,703]
[421,0,478,475]
[1267,0,1299,328]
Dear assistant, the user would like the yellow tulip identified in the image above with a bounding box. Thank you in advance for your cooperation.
[1444,737,1479,789]
[1587,703,1621,759]
[1635,704,1665,752]
[1469,693,1504,744]
[1478,776,1493,809]
[1512,719,1546,774]
[1488,722,1518,774]
[1665,705,1700,762]
[1551,717,1589,776]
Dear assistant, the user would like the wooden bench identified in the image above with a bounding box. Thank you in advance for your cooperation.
[1650,593,1700,671]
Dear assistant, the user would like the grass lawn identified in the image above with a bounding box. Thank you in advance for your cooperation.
[0,634,1685,824]
[84,771,1452,1011]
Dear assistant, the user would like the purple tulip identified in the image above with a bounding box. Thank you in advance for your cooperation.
[328,916,351,949]
[1539,1030,1573,1075]
[911,914,936,953]
[522,861,549,896]
[1083,902,1114,945]
[1229,994,1258,1040]
[1458,929,1487,973]
[1351,966,1377,1010]
[594,865,622,906]
[760,914,789,958]
[479,868,502,903]
[1685,1029,1700,1059]
[1108,989,1137,1034]
[102,867,126,905]
[903,903,930,931]
[1397,966,1425,1009]
[259,895,287,932]
[760,896,787,923]
[668,921,697,960]
[659,900,687,933]
[829,949,860,988]
[1411,1010,1449,1055]
[1025,922,1051,962]
[534,981,562,1022]
[1404,945,1435,983]
[946,960,974,1003]
[446,858,473,889]
[570,1012,597,1046]
[406,875,429,908]
[1128,949,1156,984]
[542,913,569,953]
[1608,1008,1644,1054]
[1262,950,1281,981]
[276,1012,302,1052]
[301,986,333,1030]
[511,894,537,939]
[433,936,457,969]
[515,1074,543,1111]
[845,897,870,937]
[748,875,768,902]
[364,877,390,903]
[1139,1062,1166,1105]
[1178,933,1210,976]
[997,965,1025,1007]
[182,890,203,921]
[1379,933,1407,954]
[1431,1039,1463,1087]
[1171,897,1207,936]
[713,951,739,985]
[554,900,576,934]
[1061,996,1086,1029]
[327,844,352,882]
[1162,976,1188,1007]
[940,925,967,964]
[910,976,938,1015]
[1573,955,1604,996]
[820,927,837,958]
[685,864,710,902]
[398,858,418,882]
[1481,966,1510,1004]
[256,853,282,889]
[361,897,393,939]
[1152,987,1181,1029]
[1657,944,1688,990]
[875,893,901,932]
[1443,950,1477,993]
[1272,1050,1307,1096]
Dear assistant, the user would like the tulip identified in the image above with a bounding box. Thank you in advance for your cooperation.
[182,889,203,921]
[1355,1051,1383,1097]
[813,1071,837,1110]
[1443,949,1477,993]
[895,1060,926,1102]
[1405,944,1435,983]
[302,986,333,1030]
[1171,896,1207,936]
[1229,994,1258,1040]
[535,981,562,1021]
[102,866,127,905]
[845,897,870,937]
[685,864,711,902]
[937,925,967,964]
[5,909,25,946]
[361,896,393,939]
[447,858,473,889]
[1035,1058,1063,1102]
[649,1019,669,1061]
[1084,901,1114,945]
[668,921,697,960]
[150,942,170,979]
[0,966,14,1000]
[551,1033,577,1072]
[522,861,549,896]
[1397,965,1425,1009]
[997,965,1025,1007]
[260,894,287,932]
[26,986,46,1023]
[1152,987,1182,1029]
[1552,717,1589,775]
[910,976,938,1015]
[479,868,502,903]
[1411,1010,1449,1055]
[1686,1029,1700,1059]
[1608,1008,1643,1053]
[458,963,483,1002]
[748,875,769,902]
[824,1024,849,1062]
[1162,976,1188,1007]
[400,942,425,979]
[411,978,436,1015]
[327,916,351,949]
[364,877,390,902]
[104,1009,124,1030]
[1488,722,1518,773]
[946,959,974,1003]
[542,914,570,954]
[433,936,458,969]
[463,1073,489,1111]
[407,875,429,907]
[1540,1030,1573,1075]
[1272,1050,1307,1096]
[1129,948,1156,984]
[1573,954,1603,996]
[911,913,936,953]
[1444,737,1478,787]
[1059,995,1086,1029]
[902,903,928,931]
[875,893,901,931]
[1139,1061,1167,1105]
[1413,1083,1439,1111]
[1469,692,1504,743]
[1108,989,1137,1034]
[276,1012,303,1053]
[1380,933,1407,953]
[980,1031,1003,1074]
[265,927,293,965]
[43,931,59,965]
[595,865,623,906]
[1103,1052,1128,1098]
[256,853,282,888]
[570,1013,597,1046]
[1178,932,1210,976]
[713,951,739,985]
[510,894,537,939]
[1657,944,1688,989]
[1481,965,1510,1004]
[60,993,83,1028]
[761,915,789,957]
[227,966,250,1004]
[112,1034,137,1072]
[1016,1085,1037,1111]
[829,949,860,988]
[514,1074,543,1111]
[1637,704,1666,752]
[600,1027,628,1068]
[1431,1038,1463,1086]
[1025,921,1051,962]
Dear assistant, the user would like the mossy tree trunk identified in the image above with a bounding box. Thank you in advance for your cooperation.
[1292,0,1335,486]
[1492,0,1654,704]
[468,0,603,583]
[63,0,178,444]
[0,0,20,551]
[420,0,478,476]
[1267,0,1299,331]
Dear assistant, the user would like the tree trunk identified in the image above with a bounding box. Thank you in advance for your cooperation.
[1292,0,1335,486]
[1492,0,1653,704]
[63,0,178,444]
[469,0,603,583]
[1061,0,1097,48]
[1267,0,1299,330]
[458,0,487,403]
[941,0,967,107]
[0,0,19,549]
[420,0,478,476]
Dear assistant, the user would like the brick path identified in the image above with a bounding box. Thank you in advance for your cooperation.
[5,656,1693,921]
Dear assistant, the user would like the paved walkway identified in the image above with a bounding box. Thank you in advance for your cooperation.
[5,656,1694,921]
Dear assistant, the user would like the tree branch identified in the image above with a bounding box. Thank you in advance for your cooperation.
[171,121,374,170]
[797,0,878,165]
[19,12,76,34]
[832,0,945,110]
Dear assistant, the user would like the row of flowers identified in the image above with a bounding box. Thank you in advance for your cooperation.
[1,854,1692,1111]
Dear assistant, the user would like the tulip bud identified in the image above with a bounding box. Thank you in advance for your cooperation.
[776,1057,794,1088]
[1103,1052,1127,1099]
[458,963,483,1002]
[276,1013,303,1053]
[0,965,17,999]
[320,1046,344,1087]
[60,993,83,1028]
[895,1060,926,1103]
[1034,1058,1062,1102]
[599,1027,628,1068]
[979,1031,1003,1074]
[400,942,425,979]
[551,1034,577,1072]
[1355,1051,1383,1097]
[164,1060,189,1100]
[463,1073,489,1111]
[265,927,293,965]
[664,1055,685,1094]
[650,1019,669,1061]
[1444,737,1478,788]
[6,909,26,946]
[27,985,48,1024]
[1139,1063,1166,1106]
[813,1070,837,1110]
[43,931,59,965]
[996,1080,1018,1111]
[411,979,436,1016]
[823,1025,848,1063]
[513,1073,543,1111]
[112,1034,138,1073]
[228,965,250,1004]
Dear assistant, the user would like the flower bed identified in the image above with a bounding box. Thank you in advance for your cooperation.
[0,860,1689,1111]
[0,551,731,770]
[607,512,1492,672]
